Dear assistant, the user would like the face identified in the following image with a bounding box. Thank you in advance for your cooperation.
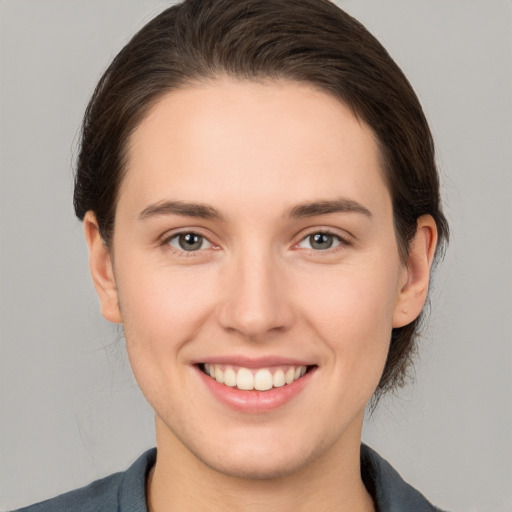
[88,78,426,479]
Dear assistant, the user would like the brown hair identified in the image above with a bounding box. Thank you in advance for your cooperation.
[74,0,449,397]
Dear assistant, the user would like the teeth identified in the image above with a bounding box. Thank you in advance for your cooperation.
[254,369,273,391]
[237,368,254,390]
[224,367,237,387]
[273,369,285,388]
[285,367,295,384]
[203,363,308,391]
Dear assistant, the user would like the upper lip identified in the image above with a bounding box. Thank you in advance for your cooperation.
[192,355,316,368]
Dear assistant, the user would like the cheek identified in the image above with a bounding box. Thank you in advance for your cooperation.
[114,263,218,381]
[117,262,218,340]
[117,268,220,424]
[298,258,399,333]
[295,261,400,389]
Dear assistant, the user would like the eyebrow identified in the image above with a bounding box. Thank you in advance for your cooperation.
[138,197,372,222]
[138,200,222,221]
[287,198,372,219]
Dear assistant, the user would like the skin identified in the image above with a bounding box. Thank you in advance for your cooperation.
[85,78,437,511]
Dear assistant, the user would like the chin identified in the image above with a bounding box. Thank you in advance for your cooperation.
[183,424,336,482]
[199,444,315,481]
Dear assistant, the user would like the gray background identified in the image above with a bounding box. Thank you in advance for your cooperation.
[1,1,511,510]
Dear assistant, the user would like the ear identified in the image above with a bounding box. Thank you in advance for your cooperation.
[83,211,123,324]
[393,215,438,328]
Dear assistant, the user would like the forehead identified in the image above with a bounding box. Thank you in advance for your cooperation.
[120,78,390,219]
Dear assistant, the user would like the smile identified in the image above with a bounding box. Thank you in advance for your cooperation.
[202,363,309,391]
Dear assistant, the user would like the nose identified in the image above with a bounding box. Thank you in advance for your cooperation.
[216,248,294,341]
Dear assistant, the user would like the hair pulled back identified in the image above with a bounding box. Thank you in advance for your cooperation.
[74,0,449,397]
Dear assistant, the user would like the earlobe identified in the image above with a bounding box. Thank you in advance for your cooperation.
[393,215,438,328]
[83,211,123,324]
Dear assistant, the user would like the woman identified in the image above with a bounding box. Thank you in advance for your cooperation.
[15,0,449,510]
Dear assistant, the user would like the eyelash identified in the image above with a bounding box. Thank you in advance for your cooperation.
[294,230,349,253]
[162,229,350,257]
[163,231,214,256]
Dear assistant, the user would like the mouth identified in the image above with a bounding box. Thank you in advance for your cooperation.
[199,363,315,391]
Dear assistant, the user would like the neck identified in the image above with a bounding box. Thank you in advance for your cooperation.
[147,415,375,512]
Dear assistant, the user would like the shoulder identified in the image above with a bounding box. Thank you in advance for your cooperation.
[11,449,156,512]
[13,473,123,512]
[361,444,448,512]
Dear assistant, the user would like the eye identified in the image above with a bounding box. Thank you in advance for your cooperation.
[298,232,343,251]
[167,232,212,252]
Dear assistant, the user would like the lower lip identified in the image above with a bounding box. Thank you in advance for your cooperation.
[196,366,314,413]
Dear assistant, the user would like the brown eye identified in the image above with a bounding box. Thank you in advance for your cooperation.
[168,232,211,252]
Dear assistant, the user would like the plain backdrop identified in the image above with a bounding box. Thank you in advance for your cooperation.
[1,1,511,511]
